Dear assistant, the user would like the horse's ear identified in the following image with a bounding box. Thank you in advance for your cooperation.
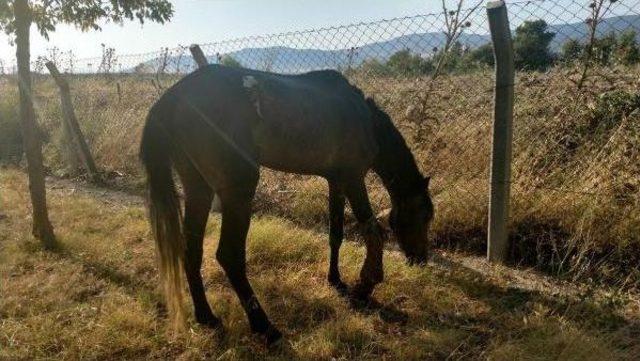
[423,176,431,188]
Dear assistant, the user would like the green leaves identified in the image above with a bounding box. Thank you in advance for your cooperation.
[0,0,174,38]
[513,20,556,71]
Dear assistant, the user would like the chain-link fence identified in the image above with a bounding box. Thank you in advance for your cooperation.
[1,0,639,279]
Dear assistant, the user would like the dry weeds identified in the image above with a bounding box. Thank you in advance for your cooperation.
[2,168,639,360]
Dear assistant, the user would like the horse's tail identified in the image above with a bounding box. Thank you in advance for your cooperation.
[139,103,186,329]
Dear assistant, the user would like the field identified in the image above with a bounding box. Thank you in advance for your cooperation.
[2,168,640,360]
[2,65,639,281]
[1,65,640,359]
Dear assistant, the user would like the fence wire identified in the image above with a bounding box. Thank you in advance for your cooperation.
[1,0,639,262]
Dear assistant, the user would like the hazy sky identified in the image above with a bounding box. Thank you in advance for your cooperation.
[0,0,443,62]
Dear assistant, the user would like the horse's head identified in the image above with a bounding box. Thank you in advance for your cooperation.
[389,176,434,265]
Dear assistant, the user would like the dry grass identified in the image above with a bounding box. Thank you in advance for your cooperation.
[2,168,639,360]
[0,65,639,285]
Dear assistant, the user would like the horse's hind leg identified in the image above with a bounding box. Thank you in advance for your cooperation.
[216,183,282,344]
[176,160,221,329]
[327,180,347,292]
[343,177,385,301]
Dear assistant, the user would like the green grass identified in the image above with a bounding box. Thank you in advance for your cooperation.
[1,168,638,360]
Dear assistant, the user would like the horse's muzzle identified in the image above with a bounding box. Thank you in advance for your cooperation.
[406,254,428,266]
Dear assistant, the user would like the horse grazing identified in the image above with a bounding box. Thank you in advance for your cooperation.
[140,64,434,344]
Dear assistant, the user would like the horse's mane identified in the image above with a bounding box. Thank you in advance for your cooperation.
[366,98,424,197]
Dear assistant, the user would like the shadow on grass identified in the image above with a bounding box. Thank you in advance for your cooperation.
[48,242,167,318]
[25,226,634,359]
[432,253,632,332]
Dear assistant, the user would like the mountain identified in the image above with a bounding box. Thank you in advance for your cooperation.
[547,14,640,50]
[138,15,640,74]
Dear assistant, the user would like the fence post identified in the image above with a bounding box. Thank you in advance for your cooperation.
[486,1,515,263]
[45,61,100,182]
[189,45,208,69]
[188,44,222,212]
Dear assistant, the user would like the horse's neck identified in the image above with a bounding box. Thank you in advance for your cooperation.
[372,123,423,202]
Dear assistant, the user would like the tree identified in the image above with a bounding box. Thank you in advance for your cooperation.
[0,0,173,248]
[561,38,584,64]
[220,54,242,68]
[513,20,555,71]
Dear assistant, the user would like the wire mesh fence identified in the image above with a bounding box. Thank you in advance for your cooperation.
[1,0,639,275]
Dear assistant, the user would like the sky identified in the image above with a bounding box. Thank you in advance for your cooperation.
[0,0,443,63]
[0,0,626,66]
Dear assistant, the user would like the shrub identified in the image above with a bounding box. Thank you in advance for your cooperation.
[357,58,392,77]
[615,30,640,66]
[590,89,640,130]
[592,32,618,66]
[466,43,494,67]
[386,49,434,77]
[561,38,584,64]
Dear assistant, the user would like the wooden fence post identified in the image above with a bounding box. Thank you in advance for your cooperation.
[189,45,208,69]
[188,44,221,212]
[45,61,100,182]
[486,1,515,263]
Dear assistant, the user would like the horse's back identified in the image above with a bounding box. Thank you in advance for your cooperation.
[151,65,378,177]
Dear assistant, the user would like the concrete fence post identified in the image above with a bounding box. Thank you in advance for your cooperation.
[486,1,515,263]
[188,44,222,212]
[45,61,100,182]
[189,45,209,69]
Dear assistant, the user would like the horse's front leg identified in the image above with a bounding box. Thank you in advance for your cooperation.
[343,178,385,301]
[216,186,282,345]
[327,180,347,292]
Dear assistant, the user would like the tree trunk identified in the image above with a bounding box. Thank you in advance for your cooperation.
[46,61,100,182]
[14,0,56,249]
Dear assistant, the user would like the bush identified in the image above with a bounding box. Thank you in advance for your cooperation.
[615,30,640,66]
[592,32,618,66]
[561,38,584,64]
[465,43,494,67]
[357,58,392,77]
[590,90,640,130]
[0,90,22,163]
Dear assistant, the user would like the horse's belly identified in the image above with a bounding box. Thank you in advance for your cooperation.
[253,121,372,176]
[255,132,340,175]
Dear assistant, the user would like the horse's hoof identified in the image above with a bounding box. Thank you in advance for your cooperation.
[351,282,373,299]
[264,325,283,347]
[328,278,349,295]
[196,315,223,330]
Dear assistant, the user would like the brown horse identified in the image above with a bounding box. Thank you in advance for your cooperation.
[140,65,433,344]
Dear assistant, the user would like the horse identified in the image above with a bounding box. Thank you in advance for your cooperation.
[139,64,434,344]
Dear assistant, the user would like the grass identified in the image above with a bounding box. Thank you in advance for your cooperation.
[2,168,639,360]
